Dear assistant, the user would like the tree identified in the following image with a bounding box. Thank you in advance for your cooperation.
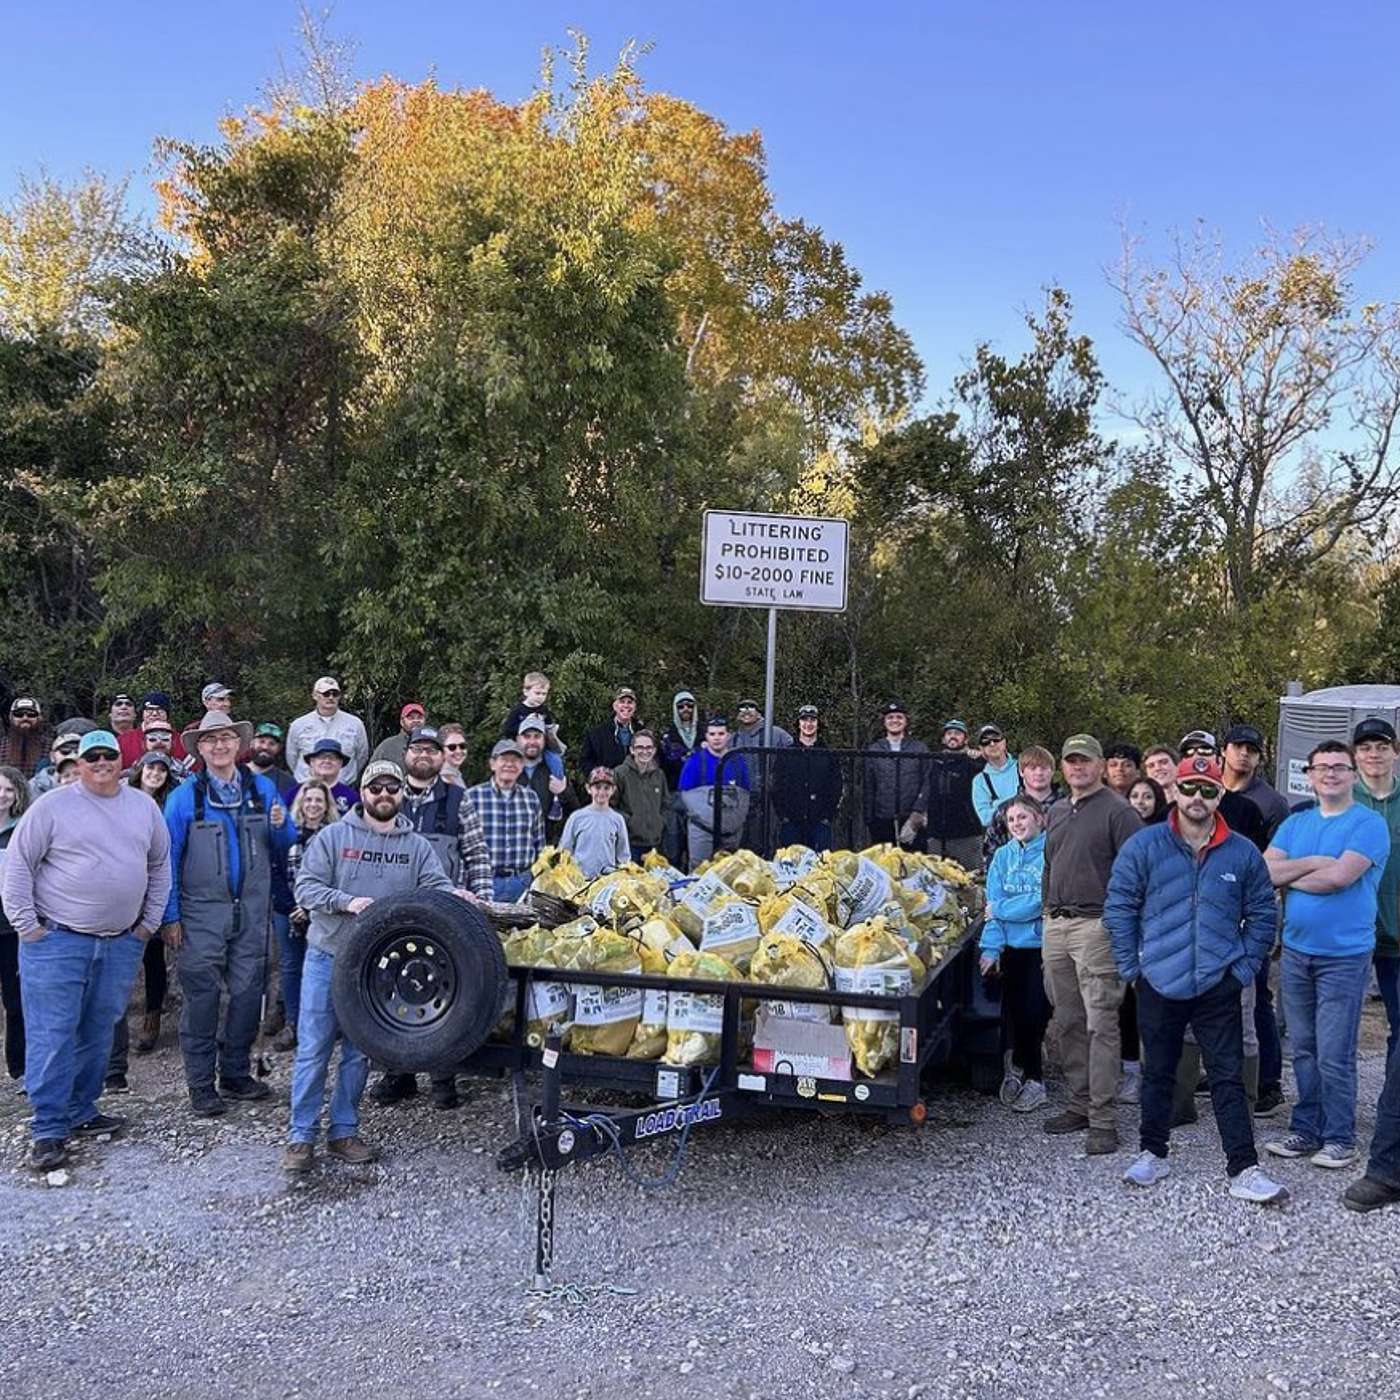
[1112,224,1400,612]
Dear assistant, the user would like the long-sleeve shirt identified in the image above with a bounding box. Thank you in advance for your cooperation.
[402,779,494,896]
[1,782,172,937]
[285,707,371,784]
[464,780,544,875]
[972,758,1020,828]
[559,805,632,879]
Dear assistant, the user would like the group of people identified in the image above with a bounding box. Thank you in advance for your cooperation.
[3,675,1400,1218]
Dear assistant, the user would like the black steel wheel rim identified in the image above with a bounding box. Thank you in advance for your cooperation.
[363,926,460,1035]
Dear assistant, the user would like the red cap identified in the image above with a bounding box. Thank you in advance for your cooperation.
[587,766,617,786]
[400,701,425,717]
[1176,754,1223,783]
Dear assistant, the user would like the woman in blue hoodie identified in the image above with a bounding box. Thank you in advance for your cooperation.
[979,795,1050,1112]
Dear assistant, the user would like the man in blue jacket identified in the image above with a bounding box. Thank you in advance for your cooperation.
[1105,754,1285,1204]
[163,712,296,1116]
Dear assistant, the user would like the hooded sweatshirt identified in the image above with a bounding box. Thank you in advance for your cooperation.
[660,691,700,787]
[295,806,456,955]
[979,831,1047,958]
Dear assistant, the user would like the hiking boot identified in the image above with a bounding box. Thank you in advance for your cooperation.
[1264,1132,1321,1159]
[1122,1150,1170,1187]
[1310,1142,1359,1170]
[1229,1164,1289,1204]
[30,1139,68,1171]
[103,1073,129,1095]
[219,1076,272,1101]
[282,1142,315,1174]
[1011,1080,1047,1113]
[998,1068,1026,1107]
[1254,1086,1285,1117]
[431,1080,461,1111]
[72,1113,126,1137]
[370,1073,418,1104]
[1342,1176,1400,1213]
[1044,1110,1090,1136]
[326,1136,379,1165]
[190,1086,228,1117]
[135,1012,161,1055]
[272,1026,297,1053]
[1086,1127,1120,1156]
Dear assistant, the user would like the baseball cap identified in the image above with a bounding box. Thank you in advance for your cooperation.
[407,725,442,749]
[400,701,425,718]
[53,734,80,753]
[1354,717,1398,745]
[737,698,760,712]
[308,738,349,762]
[141,690,172,712]
[1179,729,1218,754]
[976,724,1003,743]
[254,722,284,740]
[142,718,174,735]
[111,693,136,707]
[78,730,120,759]
[881,699,907,716]
[587,766,617,786]
[55,718,97,738]
[202,682,232,704]
[942,719,969,736]
[9,697,40,715]
[797,704,819,719]
[360,759,403,788]
[1176,753,1224,784]
[1224,723,1265,749]
[313,676,340,694]
[1061,733,1104,760]
[517,713,547,735]
[614,686,637,702]
[491,738,525,759]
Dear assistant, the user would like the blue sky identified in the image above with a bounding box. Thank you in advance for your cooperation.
[3,2,1397,413]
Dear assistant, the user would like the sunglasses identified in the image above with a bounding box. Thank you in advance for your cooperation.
[365,781,402,796]
[444,742,467,752]
[1176,780,1221,799]
[80,750,119,764]
[11,708,39,718]
[316,688,341,698]
[145,733,172,742]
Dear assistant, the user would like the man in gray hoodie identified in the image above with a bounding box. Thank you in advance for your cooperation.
[282,760,457,1171]
[733,698,793,856]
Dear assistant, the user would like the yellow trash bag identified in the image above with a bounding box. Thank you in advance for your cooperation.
[641,850,689,885]
[583,871,658,926]
[833,919,927,1077]
[671,870,734,941]
[757,891,837,951]
[771,844,820,889]
[562,930,645,1057]
[663,950,740,1066]
[699,897,762,973]
[708,849,776,900]
[530,845,590,901]
[787,866,839,925]
[636,913,695,963]
[625,939,671,1061]
[748,932,834,1023]
[828,852,895,929]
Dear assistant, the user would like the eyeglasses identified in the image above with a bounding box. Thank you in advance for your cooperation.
[145,733,172,743]
[364,781,402,796]
[1306,763,1355,776]
[444,742,467,752]
[80,750,119,764]
[1176,780,1221,799]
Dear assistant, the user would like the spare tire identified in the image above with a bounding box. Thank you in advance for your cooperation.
[330,891,508,1074]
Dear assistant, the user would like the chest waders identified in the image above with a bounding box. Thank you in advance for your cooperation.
[408,783,465,885]
[176,771,273,1091]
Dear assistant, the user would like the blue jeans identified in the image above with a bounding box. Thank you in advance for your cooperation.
[274,913,306,1029]
[776,819,833,854]
[493,873,530,902]
[289,947,369,1144]
[1281,947,1372,1148]
[19,929,145,1141]
[1367,1031,1400,1187]
[1255,957,1283,1093]
[1374,953,1400,1066]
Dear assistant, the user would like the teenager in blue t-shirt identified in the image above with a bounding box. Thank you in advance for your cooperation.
[1262,740,1391,1170]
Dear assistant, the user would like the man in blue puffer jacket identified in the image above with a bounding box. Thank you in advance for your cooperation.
[1105,754,1285,1205]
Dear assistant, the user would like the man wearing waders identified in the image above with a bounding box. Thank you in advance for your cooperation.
[162,712,296,1116]
[370,725,493,1110]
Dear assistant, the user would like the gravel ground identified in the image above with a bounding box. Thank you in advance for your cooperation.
[2,1004,1399,1400]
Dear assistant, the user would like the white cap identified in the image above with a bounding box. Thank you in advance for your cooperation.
[314,676,341,694]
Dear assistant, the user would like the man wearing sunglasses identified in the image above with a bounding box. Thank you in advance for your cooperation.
[285,676,370,786]
[284,760,458,1171]
[0,731,172,1171]
[1263,739,1390,1170]
[1106,755,1286,1203]
[1,697,51,779]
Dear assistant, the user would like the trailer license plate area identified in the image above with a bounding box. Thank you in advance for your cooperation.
[900,1027,918,1064]
[738,1073,765,1092]
[656,1068,681,1099]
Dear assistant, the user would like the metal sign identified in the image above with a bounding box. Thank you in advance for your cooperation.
[700,510,849,613]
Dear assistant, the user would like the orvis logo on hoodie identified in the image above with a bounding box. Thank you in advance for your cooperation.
[340,847,412,865]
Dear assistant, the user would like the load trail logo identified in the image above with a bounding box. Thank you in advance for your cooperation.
[633,1100,722,1140]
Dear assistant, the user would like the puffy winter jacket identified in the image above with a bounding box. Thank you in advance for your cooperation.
[862,738,929,824]
[1104,813,1277,999]
[772,741,843,825]
[979,831,1046,959]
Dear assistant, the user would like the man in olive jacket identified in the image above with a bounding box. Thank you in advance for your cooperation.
[613,729,669,862]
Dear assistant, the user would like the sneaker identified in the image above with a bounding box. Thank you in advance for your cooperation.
[271,1026,297,1053]
[1011,1080,1048,1113]
[1342,1176,1400,1213]
[29,1138,68,1171]
[1264,1133,1322,1159]
[1122,1150,1170,1187]
[1086,1127,1120,1156]
[998,1069,1025,1107]
[1044,1110,1091,1136]
[1229,1164,1289,1204]
[189,1086,228,1117]
[369,1073,418,1104]
[72,1112,127,1136]
[103,1073,129,1095]
[218,1076,272,1102]
[282,1142,315,1174]
[1310,1143,1359,1170]
[1253,1087,1285,1117]
[1118,1063,1141,1105]
[326,1136,379,1165]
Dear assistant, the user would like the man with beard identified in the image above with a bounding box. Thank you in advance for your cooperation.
[247,723,294,794]
[0,698,51,780]
[518,715,576,842]
[863,701,929,850]
[911,719,984,871]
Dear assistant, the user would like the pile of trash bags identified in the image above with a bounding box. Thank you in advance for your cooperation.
[496,843,979,1077]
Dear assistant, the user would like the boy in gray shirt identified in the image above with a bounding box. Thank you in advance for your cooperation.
[560,768,632,878]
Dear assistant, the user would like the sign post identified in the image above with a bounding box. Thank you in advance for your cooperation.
[699,510,850,738]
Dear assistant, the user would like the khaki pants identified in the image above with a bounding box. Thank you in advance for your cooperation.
[1043,915,1123,1128]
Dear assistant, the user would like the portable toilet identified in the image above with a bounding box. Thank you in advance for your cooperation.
[1275,682,1400,800]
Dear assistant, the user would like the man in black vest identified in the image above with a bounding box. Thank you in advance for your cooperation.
[370,725,493,1110]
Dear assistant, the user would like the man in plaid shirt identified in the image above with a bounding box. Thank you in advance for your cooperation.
[465,738,545,901]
